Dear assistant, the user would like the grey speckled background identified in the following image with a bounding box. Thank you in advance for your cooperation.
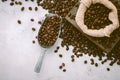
[0,0,120,80]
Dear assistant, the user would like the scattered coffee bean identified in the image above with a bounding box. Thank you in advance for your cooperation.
[63,69,66,72]
[32,40,35,44]
[95,63,98,67]
[71,55,74,58]
[28,7,32,11]
[56,46,60,50]
[59,54,63,58]
[90,58,94,65]
[21,7,25,11]
[71,58,75,62]
[54,50,58,53]
[59,66,62,69]
[38,21,42,24]
[18,1,22,5]
[35,7,38,11]
[84,60,87,64]
[10,2,14,6]
[107,68,110,71]
[31,0,34,2]
[15,1,18,5]
[62,63,65,67]
[32,27,36,31]
[30,18,34,22]
[35,36,37,39]
[17,20,21,24]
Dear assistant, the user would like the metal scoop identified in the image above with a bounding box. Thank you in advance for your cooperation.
[34,14,62,73]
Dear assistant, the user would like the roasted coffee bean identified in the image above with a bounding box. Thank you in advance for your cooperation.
[31,0,34,2]
[32,40,35,44]
[10,2,14,6]
[35,36,37,39]
[107,68,110,71]
[71,55,74,59]
[63,69,66,72]
[90,58,94,65]
[11,0,14,1]
[21,7,25,11]
[32,27,36,31]
[59,66,62,69]
[35,7,38,11]
[56,46,60,50]
[18,1,22,5]
[17,20,21,24]
[84,60,87,64]
[38,21,42,24]
[95,63,98,67]
[15,1,18,5]
[66,46,69,51]
[71,58,75,62]
[59,54,63,58]
[62,63,65,67]
[30,18,34,22]
[54,50,58,53]
[29,7,32,11]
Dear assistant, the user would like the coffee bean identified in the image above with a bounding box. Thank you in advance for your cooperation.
[28,7,32,11]
[71,58,75,62]
[84,60,87,64]
[18,1,22,5]
[21,7,25,11]
[32,40,35,44]
[54,50,58,53]
[95,63,98,67]
[62,63,65,67]
[59,66,62,69]
[10,2,14,6]
[35,7,38,11]
[71,55,74,58]
[107,68,110,71]
[32,27,36,31]
[38,21,42,24]
[17,20,21,24]
[56,46,60,50]
[59,54,63,58]
[31,0,34,2]
[63,69,66,72]
[30,18,34,22]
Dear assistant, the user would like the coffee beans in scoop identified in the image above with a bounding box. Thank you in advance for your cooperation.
[38,15,61,48]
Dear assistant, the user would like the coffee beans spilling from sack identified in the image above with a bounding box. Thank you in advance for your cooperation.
[59,20,120,68]
[37,0,78,17]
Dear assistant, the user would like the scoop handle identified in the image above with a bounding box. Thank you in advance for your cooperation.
[34,49,46,73]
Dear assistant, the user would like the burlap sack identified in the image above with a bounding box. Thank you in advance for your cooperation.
[75,0,119,37]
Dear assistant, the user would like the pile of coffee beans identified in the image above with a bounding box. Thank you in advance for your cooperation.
[84,3,112,30]
[58,20,120,71]
[37,0,78,17]
[38,16,61,48]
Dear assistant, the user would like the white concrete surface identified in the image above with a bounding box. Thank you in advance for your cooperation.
[0,0,120,80]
